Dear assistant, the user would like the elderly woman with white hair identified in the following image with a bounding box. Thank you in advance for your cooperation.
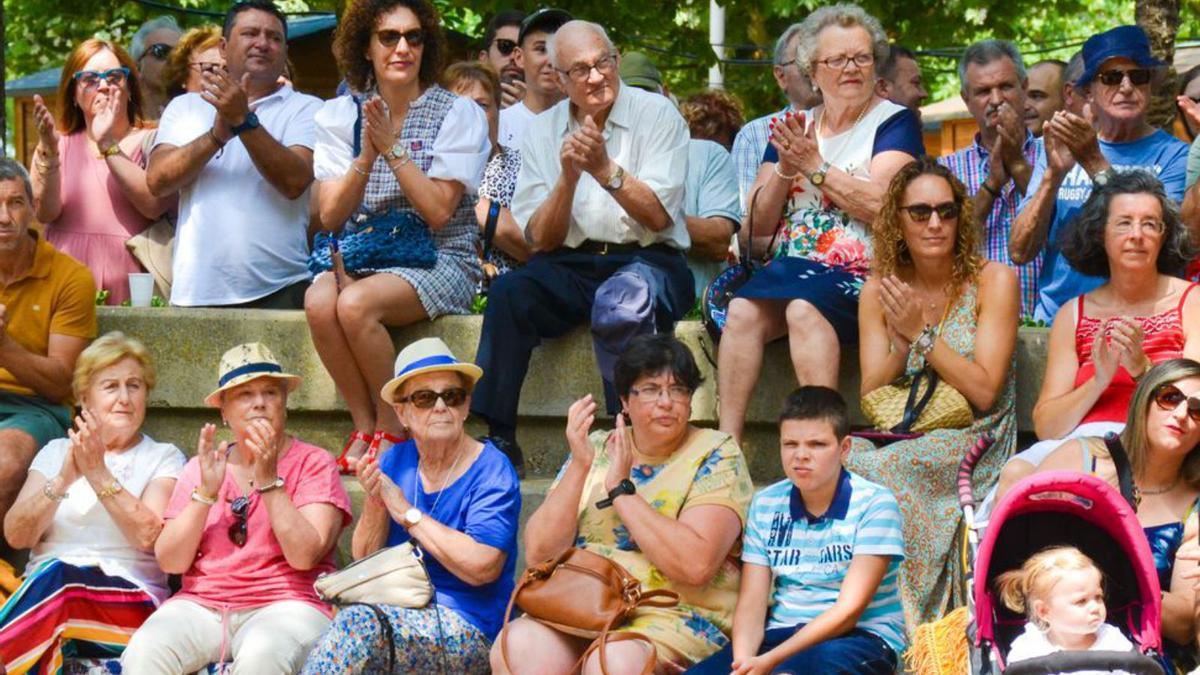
[129,15,181,120]
[0,332,185,673]
[122,343,352,674]
[302,338,521,674]
[717,3,924,444]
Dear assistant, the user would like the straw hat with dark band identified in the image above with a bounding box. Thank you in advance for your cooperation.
[380,338,483,404]
[204,342,302,407]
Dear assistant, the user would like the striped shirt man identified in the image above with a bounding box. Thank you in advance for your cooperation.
[742,469,907,655]
[939,132,1043,317]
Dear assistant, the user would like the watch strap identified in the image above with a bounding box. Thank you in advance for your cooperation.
[231,112,259,136]
[595,479,636,509]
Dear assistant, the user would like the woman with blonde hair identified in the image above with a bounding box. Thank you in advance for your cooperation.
[161,26,223,99]
[0,332,185,673]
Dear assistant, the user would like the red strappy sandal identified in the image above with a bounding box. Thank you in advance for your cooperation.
[366,430,407,460]
[336,430,373,474]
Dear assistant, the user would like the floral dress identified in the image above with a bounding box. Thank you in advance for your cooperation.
[550,427,754,668]
[846,283,1017,630]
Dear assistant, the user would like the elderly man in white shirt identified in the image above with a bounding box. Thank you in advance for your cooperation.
[147,1,320,309]
[470,20,693,474]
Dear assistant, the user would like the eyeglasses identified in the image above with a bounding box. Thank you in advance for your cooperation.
[188,62,223,74]
[628,384,692,404]
[814,53,874,71]
[1152,384,1200,422]
[557,54,617,82]
[73,67,131,91]
[1096,68,1152,87]
[228,495,250,547]
[901,202,960,222]
[493,38,517,56]
[376,29,425,48]
[1110,218,1165,235]
[778,59,797,68]
[144,42,173,61]
[397,387,469,408]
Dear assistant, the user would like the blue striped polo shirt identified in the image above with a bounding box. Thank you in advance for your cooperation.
[742,469,907,653]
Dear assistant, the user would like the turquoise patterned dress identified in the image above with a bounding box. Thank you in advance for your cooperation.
[846,283,1017,630]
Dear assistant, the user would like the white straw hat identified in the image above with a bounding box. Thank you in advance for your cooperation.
[380,338,483,404]
[203,342,302,407]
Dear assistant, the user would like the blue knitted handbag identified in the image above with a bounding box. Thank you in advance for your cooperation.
[308,97,438,275]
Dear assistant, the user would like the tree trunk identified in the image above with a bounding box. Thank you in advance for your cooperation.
[1137,0,1182,130]
[1,0,6,156]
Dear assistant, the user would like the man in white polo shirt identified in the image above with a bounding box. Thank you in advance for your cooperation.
[147,0,320,309]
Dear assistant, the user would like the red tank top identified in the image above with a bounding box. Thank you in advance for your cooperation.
[1073,284,1195,424]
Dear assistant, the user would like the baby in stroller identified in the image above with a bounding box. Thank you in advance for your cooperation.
[995,546,1133,672]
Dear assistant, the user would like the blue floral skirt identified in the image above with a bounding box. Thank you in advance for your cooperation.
[734,257,865,343]
[300,603,490,674]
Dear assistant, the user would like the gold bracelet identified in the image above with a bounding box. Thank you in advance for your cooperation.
[190,488,217,506]
[43,480,68,503]
[96,480,123,500]
[100,142,122,158]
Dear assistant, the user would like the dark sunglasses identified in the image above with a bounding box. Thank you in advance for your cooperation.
[73,67,130,90]
[1152,384,1200,422]
[901,201,960,222]
[1096,68,1152,87]
[228,495,250,547]
[145,42,173,60]
[376,29,425,48]
[493,38,517,56]
[397,387,468,409]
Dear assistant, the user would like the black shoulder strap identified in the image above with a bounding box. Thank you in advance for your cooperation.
[1103,433,1138,509]
[351,96,363,159]
[482,199,500,258]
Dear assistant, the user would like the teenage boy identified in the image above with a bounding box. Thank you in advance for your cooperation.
[689,386,906,674]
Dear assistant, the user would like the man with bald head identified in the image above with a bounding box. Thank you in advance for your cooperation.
[470,20,693,474]
[1025,59,1066,136]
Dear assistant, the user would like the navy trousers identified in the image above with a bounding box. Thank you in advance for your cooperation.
[470,246,694,427]
[686,626,897,675]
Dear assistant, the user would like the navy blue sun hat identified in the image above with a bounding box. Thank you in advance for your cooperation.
[1077,25,1164,87]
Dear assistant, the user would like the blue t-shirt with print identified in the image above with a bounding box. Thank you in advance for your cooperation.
[742,470,907,654]
[381,439,521,640]
[1023,129,1188,322]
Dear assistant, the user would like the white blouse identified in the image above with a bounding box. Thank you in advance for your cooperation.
[312,93,490,193]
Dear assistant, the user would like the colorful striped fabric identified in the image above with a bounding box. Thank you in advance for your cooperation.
[0,559,155,675]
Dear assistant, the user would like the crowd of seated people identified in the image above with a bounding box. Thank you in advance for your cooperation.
[7,0,1200,672]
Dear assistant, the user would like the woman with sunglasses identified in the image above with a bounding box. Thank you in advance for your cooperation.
[122,343,352,674]
[1023,359,1200,670]
[996,171,1199,504]
[306,0,489,474]
[0,333,184,673]
[847,158,1020,628]
[30,38,174,306]
[303,338,520,674]
[716,4,923,445]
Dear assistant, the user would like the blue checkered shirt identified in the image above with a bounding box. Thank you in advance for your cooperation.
[731,105,792,212]
[939,132,1044,318]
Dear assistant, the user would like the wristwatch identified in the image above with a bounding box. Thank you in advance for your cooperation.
[230,111,260,136]
[254,476,285,494]
[1092,168,1115,187]
[602,164,625,192]
[403,507,423,528]
[387,141,411,165]
[808,161,832,186]
[595,479,637,509]
[912,326,937,358]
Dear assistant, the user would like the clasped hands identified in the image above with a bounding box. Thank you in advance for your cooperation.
[768,111,821,178]
[559,115,615,184]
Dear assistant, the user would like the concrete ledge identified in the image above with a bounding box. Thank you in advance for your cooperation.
[98,307,1048,480]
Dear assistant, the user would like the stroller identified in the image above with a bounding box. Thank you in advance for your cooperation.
[940,435,1166,674]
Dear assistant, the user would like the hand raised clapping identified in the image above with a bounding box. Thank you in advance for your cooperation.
[769,111,821,178]
[879,276,928,344]
[603,412,634,493]
[566,394,598,469]
[199,70,252,130]
[195,423,229,498]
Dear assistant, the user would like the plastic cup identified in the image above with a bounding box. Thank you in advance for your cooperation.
[128,273,154,307]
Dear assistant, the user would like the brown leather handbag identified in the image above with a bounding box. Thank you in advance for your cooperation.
[499,547,681,675]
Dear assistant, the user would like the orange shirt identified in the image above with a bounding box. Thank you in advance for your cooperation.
[0,230,97,398]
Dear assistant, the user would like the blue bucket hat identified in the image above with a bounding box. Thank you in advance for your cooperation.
[1076,25,1164,88]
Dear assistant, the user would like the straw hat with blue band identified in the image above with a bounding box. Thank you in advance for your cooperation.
[380,338,483,405]
[203,342,302,407]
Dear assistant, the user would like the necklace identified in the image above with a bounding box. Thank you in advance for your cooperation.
[418,438,470,515]
[1139,474,1181,496]
[819,98,872,137]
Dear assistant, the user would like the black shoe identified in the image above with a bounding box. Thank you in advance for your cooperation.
[480,435,525,479]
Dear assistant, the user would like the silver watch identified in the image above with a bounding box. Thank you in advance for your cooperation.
[403,507,423,528]
[912,326,936,357]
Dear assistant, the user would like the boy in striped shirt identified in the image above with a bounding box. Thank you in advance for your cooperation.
[690,386,906,674]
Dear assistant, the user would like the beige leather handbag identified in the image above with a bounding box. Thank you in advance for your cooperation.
[313,541,433,607]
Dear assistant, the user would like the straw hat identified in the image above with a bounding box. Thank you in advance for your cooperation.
[380,338,483,404]
[203,342,302,407]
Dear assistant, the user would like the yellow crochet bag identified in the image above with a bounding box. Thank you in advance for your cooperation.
[862,365,973,433]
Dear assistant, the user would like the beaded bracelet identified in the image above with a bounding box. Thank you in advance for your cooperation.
[43,480,67,503]
[772,163,800,182]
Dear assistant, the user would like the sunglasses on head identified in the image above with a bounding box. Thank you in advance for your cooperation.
[493,38,517,56]
[228,495,250,547]
[73,67,130,91]
[397,387,468,409]
[375,29,424,48]
[901,202,960,223]
[145,42,173,60]
[1096,68,1152,87]
[1152,384,1200,422]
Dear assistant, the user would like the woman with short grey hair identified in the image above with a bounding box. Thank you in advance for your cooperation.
[792,4,890,77]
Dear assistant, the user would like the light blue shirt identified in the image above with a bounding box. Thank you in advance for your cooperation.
[742,470,907,654]
[685,139,741,297]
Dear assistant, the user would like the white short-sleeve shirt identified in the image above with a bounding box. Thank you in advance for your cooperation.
[28,435,186,603]
[154,86,321,306]
[498,100,535,150]
[510,83,691,250]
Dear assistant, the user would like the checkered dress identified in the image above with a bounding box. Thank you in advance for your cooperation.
[360,86,480,317]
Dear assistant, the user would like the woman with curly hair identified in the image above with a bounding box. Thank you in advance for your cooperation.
[679,90,745,151]
[846,157,1020,628]
[304,0,490,471]
[161,26,223,100]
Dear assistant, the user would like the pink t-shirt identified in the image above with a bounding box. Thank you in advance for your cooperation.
[163,438,352,616]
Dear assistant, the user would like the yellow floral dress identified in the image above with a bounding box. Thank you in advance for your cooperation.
[550,427,754,668]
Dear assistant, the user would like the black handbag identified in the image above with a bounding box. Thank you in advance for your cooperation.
[307,96,438,276]
[702,187,780,342]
